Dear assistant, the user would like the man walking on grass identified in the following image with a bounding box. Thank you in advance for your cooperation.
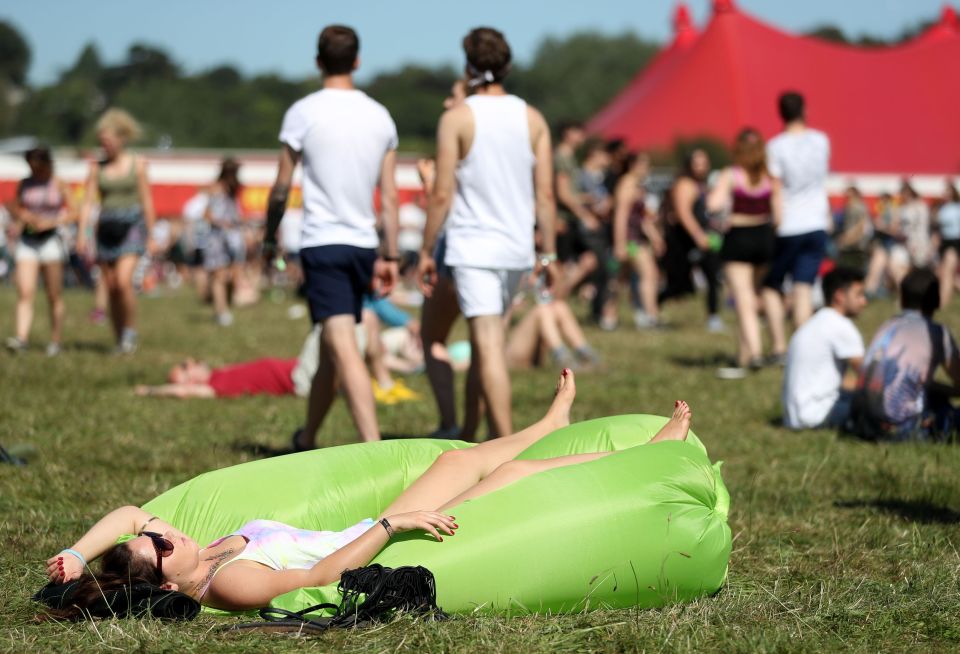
[418,27,558,438]
[264,25,400,448]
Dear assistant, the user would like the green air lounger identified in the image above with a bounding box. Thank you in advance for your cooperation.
[143,414,732,615]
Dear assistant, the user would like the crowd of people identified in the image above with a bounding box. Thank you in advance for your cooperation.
[7,20,955,625]
[2,28,958,446]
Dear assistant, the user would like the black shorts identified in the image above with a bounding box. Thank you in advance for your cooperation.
[940,238,960,256]
[301,244,377,324]
[720,224,775,264]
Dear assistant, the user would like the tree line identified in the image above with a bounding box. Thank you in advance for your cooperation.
[0,17,935,155]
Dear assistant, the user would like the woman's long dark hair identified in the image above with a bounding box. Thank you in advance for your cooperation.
[218,158,242,198]
[45,543,162,621]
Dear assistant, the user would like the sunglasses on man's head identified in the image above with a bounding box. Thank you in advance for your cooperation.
[142,531,174,572]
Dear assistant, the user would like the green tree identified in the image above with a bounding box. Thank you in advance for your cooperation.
[0,21,31,86]
[510,31,660,126]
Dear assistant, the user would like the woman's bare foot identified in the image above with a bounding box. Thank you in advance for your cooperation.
[649,400,692,443]
[544,368,577,430]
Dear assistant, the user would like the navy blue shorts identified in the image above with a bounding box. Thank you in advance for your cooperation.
[763,230,827,290]
[301,245,377,323]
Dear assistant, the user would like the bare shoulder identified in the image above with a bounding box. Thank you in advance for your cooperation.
[441,104,472,128]
[526,105,548,132]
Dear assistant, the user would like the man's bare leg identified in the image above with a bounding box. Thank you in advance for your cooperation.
[299,326,340,449]
[470,313,512,438]
[380,369,576,517]
[761,287,787,356]
[436,400,692,510]
[324,314,380,442]
[421,277,461,431]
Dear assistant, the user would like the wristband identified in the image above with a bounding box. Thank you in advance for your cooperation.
[61,548,87,568]
[379,518,395,538]
[538,252,557,268]
[381,255,400,263]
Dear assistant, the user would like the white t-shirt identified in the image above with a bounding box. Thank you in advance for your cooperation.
[782,307,864,429]
[766,128,831,237]
[279,89,398,250]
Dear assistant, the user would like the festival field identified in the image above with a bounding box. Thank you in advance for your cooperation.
[2,289,959,652]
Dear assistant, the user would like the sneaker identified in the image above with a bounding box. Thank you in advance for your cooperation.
[550,346,576,369]
[427,425,461,439]
[5,337,26,353]
[706,315,726,333]
[372,380,400,405]
[747,356,765,371]
[216,311,234,327]
[599,316,619,332]
[764,352,787,367]
[574,345,601,369]
[45,343,61,357]
[633,310,659,329]
[386,379,421,402]
[716,366,748,380]
[117,329,138,355]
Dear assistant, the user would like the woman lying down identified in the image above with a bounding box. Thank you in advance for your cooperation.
[46,371,692,615]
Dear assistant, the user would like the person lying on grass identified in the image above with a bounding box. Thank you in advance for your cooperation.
[47,370,693,615]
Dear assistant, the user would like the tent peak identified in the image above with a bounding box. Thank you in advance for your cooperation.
[712,0,737,14]
[672,3,699,45]
[941,4,959,30]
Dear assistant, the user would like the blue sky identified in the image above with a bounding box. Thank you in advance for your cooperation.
[5,0,951,85]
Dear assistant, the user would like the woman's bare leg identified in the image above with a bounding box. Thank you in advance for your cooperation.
[437,400,693,510]
[380,369,577,517]
[553,300,588,350]
[726,262,762,366]
[634,245,660,319]
[505,308,541,369]
[13,258,38,342]
[41,262,65,345]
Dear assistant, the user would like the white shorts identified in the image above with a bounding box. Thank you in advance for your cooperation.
[15,235,67,264]
[452,266,529,318]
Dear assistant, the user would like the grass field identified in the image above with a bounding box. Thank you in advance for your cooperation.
[1,286,959,653]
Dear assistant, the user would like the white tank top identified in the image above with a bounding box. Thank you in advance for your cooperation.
[444,95,536,270]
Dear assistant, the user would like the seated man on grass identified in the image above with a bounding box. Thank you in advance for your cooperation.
[782,266,868,429]
[849,268,960,441]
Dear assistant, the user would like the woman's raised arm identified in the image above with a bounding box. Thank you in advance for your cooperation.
[46,505,155,583]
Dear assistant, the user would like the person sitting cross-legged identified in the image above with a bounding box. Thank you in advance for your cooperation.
[849,268,960,441]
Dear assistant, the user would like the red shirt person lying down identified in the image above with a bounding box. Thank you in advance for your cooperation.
[136,358,297,398]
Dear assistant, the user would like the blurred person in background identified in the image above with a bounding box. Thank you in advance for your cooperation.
[935,179,960,307]
[264,25,400,448]
[77,109,156,354]
[762,92,831,362]
[612,151,663,328]
[202,158,245,326]
[896,180,932,276]
[660,147,724,332]
[708,128,779,376]
[850,268,959,442]
[864,192,902,297]
[6,146,77,355]
[781,267,867,430]
[552,121,598,299]
[576,140,615,327]
[833,186,872,272]
[418,26,558,439]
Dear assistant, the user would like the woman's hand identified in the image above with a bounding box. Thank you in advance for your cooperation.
[386,511,457,542]
[46,552,84,583]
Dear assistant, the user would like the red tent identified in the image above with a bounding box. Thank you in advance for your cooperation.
[588,1,960,175]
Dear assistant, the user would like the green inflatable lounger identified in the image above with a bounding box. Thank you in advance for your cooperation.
[143,414,731,615]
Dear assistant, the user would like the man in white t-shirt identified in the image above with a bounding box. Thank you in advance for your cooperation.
[417,27,558,438]
[263,25,399,448]
[782,267,867,430]
[762,91,832,363]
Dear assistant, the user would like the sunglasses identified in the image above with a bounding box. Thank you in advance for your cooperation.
[142,531,174,572]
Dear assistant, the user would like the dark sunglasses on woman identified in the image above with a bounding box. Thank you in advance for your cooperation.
[141,531,174,572]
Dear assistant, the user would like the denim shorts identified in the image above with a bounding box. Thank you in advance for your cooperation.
[763,229,828,290]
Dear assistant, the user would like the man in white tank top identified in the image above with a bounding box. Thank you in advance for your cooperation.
[418,27,558,438]
[263,26,400,447]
